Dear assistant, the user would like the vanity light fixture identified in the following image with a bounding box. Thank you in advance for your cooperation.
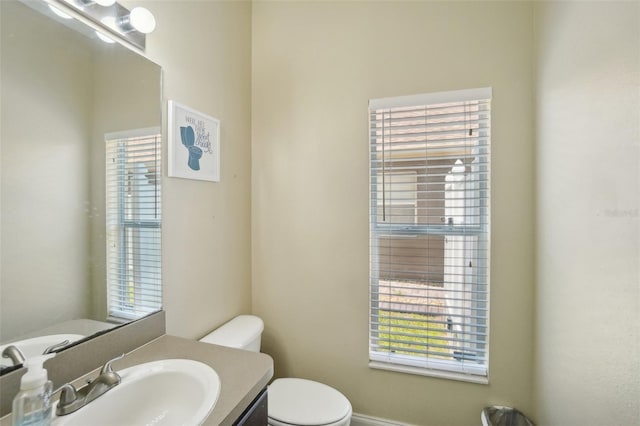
[44,0,155,51]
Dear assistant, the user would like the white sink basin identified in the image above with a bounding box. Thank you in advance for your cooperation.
[0,334,85,366]
[53,359,221,426]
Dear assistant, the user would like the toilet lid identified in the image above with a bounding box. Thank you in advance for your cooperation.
[268,378,351,426]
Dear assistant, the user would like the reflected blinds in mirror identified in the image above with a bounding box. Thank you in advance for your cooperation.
[106,128,162,321]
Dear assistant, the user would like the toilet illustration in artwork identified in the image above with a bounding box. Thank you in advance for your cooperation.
[180,125,202,171]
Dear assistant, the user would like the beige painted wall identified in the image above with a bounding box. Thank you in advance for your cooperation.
[123,0,254,339]
[0,1,92,341]
[533,2,640,425]
[252,2,535,424]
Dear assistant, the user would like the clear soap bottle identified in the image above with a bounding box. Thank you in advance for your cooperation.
[12,354,54,426]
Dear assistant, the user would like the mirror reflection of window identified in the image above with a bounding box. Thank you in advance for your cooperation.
[105,128,162,321]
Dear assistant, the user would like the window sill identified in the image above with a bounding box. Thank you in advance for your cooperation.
[369,361,489,385]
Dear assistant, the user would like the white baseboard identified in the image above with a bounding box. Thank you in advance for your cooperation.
[351,413,415,426]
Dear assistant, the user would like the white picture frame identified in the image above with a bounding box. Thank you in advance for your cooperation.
[168,100,220,182]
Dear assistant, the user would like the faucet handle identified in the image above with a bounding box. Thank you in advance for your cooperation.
[100,353,124,375]
[54,383,80,416]
[57,383,78,406]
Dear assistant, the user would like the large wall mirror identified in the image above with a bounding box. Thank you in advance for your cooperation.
[0,0,162,373]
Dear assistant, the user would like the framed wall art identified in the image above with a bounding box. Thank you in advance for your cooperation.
[168,100,220,182]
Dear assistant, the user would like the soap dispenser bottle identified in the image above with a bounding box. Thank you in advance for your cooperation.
[12,354,54,426]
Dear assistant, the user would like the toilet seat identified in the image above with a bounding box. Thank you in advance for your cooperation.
[268,378,352,426]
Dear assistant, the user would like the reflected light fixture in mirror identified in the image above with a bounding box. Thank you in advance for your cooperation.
[48,4,72,19]
[51,0,156,51]
[82,0,116,6]
[95,29,115,43]
[74,0,116,7]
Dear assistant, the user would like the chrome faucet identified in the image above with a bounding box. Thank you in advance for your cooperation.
[2,345,26,365]
[56,354,124,416]
[1,338,71,367]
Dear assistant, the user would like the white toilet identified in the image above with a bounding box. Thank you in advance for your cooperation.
[200,315,352,426]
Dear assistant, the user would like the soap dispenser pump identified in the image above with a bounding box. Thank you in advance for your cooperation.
[12,354,55,426]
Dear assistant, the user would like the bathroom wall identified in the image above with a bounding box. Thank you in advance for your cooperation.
[533,2,640,425]
[122,0,254,339]
[0,1,93,341]
[252,2,535,424]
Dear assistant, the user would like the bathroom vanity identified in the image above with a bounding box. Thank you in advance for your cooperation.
[0,332,273,426]
[0,312,273,425]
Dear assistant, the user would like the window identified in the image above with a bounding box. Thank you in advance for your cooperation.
[369,88,491,381]
[106,128,162,321]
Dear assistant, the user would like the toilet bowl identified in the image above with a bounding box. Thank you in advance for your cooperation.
[200,315,352,426]
[268,378,351,426]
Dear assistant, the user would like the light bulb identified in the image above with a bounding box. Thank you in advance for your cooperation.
[129,7,156,34]
[101,16,116,30]
[95,30,115,43]
[49,4,72,19]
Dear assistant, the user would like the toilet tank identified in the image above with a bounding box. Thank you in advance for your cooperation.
[199,315,263,352]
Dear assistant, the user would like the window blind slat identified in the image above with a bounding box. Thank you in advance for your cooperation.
[371,334,488,348]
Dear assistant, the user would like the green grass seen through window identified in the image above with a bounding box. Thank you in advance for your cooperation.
[377,310,449,357]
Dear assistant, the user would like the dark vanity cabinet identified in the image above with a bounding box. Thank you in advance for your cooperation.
[234,388,268,425]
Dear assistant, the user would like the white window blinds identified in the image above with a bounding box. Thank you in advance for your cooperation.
[369,88,491,380]
[106,128,162,321]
